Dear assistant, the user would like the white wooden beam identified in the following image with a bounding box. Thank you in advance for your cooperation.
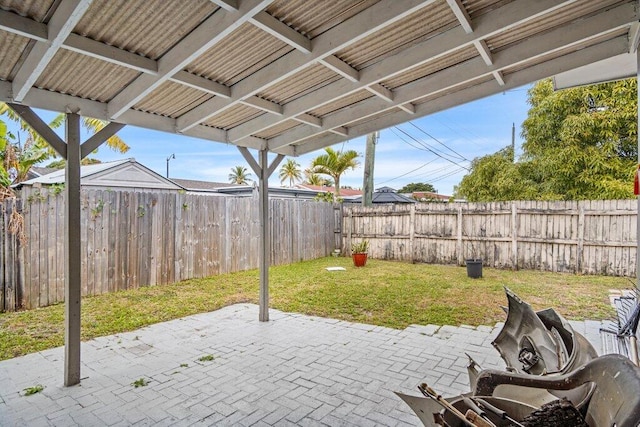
[291,36,627,156]
[446,0,473,33]
[366,84,394,102]
[0,9,47,41]
[12,0,93,102]
[241,97,283,115]
[0,81,227,144]
[398,103,416,114]
[328,127,348,136]
[176,0,437,131]
[294,113,322,127]
[492,70,505,86]
[250,11,311,53]
[474,39,493,66]
[211,0,238,12]
[65,33,158,74]
[171,72,231,98]
[319,56,360,82]
[227,0,582,143]
[108,0,271,119]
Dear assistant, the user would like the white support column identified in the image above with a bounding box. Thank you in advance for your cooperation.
[64,112,82,386]
[237,147,284,321]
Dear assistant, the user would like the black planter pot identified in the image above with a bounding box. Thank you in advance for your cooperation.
[466,259,483,278]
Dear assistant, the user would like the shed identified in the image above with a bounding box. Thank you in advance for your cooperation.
[17,159,183,192]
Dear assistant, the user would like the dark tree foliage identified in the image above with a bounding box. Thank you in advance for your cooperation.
[397,182,436,193]
[456,78,637,201]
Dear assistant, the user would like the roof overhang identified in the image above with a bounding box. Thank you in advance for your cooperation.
[0,0,636,156]
[553,52,637,90]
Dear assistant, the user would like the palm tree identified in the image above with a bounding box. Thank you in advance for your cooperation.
[278,158,302,187]
[229,165,251,184]
[310,147,360,201]
[304,169,333,186]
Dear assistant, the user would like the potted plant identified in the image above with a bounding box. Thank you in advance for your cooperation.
[351,240,369,267]
[463,224,483,278]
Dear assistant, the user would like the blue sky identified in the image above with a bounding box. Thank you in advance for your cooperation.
[23,84,532,196]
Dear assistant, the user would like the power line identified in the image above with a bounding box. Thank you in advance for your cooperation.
[393,126,469,170]
[407,121,470,162]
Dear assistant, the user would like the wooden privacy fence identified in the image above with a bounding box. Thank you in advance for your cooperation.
[344,200,638,277]
[0,187,340,312]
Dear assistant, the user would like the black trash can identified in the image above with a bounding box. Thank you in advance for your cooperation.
[466,259,483,278]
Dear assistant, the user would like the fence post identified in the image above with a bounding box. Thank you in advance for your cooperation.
[346,208,353,255]
[511,202,518,270]
[577,204,585,273]
[457,206,463,265]
[408,204,415,262]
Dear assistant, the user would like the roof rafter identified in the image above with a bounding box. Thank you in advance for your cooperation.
[107,0,272,119]
[12,0,93,102]
[445,0,472,33]
[249,11,311,53]
[175,0,437,132]
[266,5,632,149]
[228,0,581,144]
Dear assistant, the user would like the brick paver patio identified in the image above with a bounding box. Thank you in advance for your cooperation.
[0,304,603,426]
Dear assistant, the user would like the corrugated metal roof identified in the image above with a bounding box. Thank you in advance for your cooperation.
[382,45,478,90]
[254,119,300,139]
[204,103,264,130]
[309,90,374,117]
[75,0,217,60]
[338,0,458,70]
[259,63,340,104]
[266,0,377,38]
[0,0,634,156]
[487,0,624,52]
[133,81,214,118]
[187,23,291,86]
[36,50,139,102]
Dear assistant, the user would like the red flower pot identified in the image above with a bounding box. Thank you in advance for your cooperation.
[352,253,368,267]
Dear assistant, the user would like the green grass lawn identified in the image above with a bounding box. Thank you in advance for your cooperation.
[0,257,628,360]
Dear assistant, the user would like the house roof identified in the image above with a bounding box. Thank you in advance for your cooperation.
[18,159,183,190]
[412,191,451,201]
[0,1,634,157]
[172,178,241,192]
[30,166,59,177]
[353,186,416,204]
[295,184,362,198]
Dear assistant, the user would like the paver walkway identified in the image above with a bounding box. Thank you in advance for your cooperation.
[0,304,603,426]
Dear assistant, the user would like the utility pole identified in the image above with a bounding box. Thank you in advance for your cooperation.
[511,122,515,163]
[362,132,378,206]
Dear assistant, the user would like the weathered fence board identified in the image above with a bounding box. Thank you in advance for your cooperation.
[344,200,638,277]
[0,188,338,311]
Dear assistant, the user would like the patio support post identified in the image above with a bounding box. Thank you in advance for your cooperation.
[238,147,284,321]
[7,104,125,385]
[65,113,82,386]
